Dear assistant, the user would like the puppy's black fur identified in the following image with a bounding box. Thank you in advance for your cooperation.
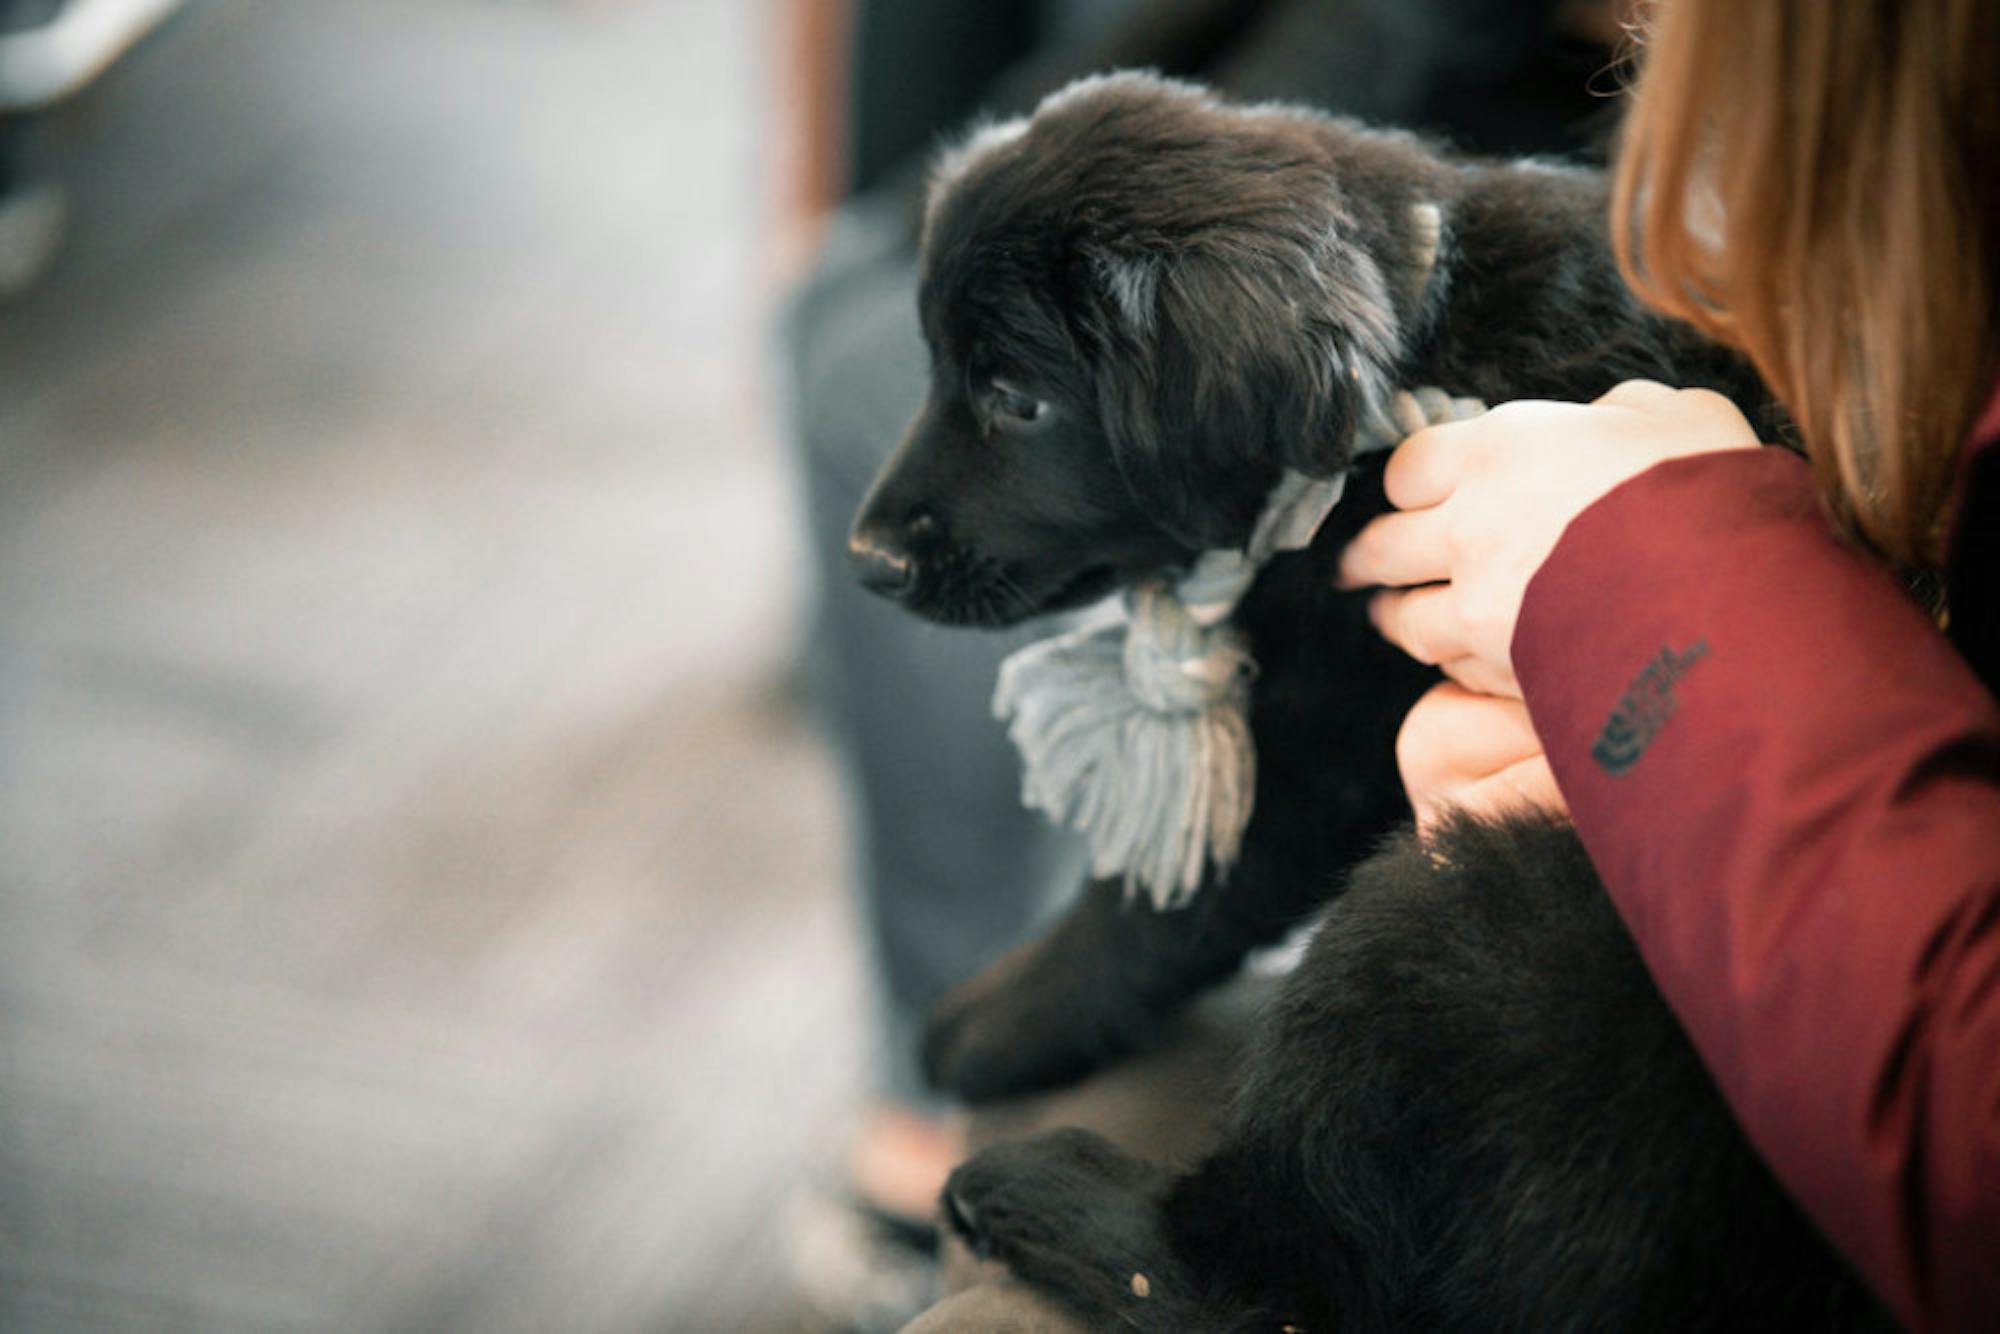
[943,817,1887,1331]
[850,75,1885,1328]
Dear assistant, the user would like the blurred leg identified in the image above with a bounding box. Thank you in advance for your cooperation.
[782,190,1085,1115]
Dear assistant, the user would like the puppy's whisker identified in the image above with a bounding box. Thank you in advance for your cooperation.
[990,565,1038,620]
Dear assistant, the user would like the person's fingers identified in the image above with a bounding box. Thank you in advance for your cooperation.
[1368,584,1471,667]
[1397,683,1541,780]
[1400,685,1562,835]
[1414,754,1567,836]
[1436,654,1520,700]
[1380,420,1473,510]
[1336,505,1453,589]
[1486,753,1567,817]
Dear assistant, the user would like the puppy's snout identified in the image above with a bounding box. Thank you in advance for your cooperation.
[847,520,918,597]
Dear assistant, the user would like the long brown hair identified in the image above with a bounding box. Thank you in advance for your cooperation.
[1612,0,2000,565]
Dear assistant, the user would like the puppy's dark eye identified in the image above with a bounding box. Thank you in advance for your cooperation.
[987,379,1051,430]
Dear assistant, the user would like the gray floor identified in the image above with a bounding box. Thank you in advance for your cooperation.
[0,3,871,1329]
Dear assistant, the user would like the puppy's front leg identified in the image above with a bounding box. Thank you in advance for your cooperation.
[922,874,1259,1102]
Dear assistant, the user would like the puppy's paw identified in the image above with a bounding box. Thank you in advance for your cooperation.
[922,939,1160,1103]
[943,1129,1197,1330]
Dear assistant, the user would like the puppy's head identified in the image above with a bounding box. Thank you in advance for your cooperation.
[849,73,1420,627]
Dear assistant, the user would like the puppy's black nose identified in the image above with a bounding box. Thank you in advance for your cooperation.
[847,524,916,597]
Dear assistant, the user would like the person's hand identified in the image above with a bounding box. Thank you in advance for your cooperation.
[1337,380,1762,697]
[1396,682,1566,834]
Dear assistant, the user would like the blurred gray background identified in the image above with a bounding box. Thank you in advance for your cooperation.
[0,1,869,1328]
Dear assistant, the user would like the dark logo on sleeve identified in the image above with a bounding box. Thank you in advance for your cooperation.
[1591,642,1710,775]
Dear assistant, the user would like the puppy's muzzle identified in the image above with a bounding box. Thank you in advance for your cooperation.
[846,507,936,599]
[847,527,913,596]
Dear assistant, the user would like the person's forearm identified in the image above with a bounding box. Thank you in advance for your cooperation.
[1515,448,2000,1331]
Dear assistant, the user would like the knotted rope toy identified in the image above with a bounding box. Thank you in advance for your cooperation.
[994,386,1487,909]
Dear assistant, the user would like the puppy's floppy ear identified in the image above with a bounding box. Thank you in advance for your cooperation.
[1080,229,1400,551]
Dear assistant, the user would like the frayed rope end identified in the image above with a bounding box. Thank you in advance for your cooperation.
[994,583,1256,910]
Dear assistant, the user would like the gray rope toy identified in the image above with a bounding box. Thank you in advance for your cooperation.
[994,386,1487,909]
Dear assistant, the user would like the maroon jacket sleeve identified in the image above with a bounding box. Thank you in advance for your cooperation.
[1513,436,2000,1330]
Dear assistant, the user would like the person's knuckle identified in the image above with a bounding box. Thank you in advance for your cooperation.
[1605,377,1667,404]
[1675,385,1731,417]
[1399,613,1444,665]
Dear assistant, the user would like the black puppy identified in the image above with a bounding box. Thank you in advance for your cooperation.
[850,75,1883,1329]
[853,70,1765,1101]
